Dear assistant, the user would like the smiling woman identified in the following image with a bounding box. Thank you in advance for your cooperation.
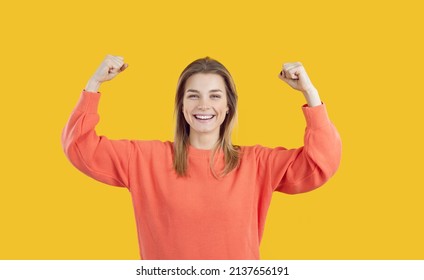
[184,76,228,141]
[174,58,239,178]
[183,75,229,147]
[61,54,342,260]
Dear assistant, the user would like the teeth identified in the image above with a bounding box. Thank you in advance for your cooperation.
[195,115,214,120]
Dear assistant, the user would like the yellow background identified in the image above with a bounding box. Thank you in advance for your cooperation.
[1,0,423,259]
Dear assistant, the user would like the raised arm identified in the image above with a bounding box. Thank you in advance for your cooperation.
[262,62,342,194]
[61,55,133,188]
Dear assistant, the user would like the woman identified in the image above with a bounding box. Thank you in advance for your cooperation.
[61,54,342,260]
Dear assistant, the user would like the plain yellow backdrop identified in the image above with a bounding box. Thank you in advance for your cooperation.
[1,0,423,259]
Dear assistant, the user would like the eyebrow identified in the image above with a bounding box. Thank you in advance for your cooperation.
[186,89,223,93]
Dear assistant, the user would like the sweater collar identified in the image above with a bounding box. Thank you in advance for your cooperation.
[187,144,224,158]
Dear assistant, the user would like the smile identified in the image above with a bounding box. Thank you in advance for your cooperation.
[194,114,215,120]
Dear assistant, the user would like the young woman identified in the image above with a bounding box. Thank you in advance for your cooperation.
[61,55,341,260]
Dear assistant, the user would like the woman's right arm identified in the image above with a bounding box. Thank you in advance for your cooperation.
[61,55,132,188]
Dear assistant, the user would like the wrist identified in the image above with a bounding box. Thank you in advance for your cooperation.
[301,86,318,96]
[302,87,321,107]
[85,79,101,93]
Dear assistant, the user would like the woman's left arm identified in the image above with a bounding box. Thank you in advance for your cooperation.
[264,62,342,194]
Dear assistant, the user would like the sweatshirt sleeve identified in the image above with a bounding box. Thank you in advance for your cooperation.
[61,90,133,189]
[258,102,342,194]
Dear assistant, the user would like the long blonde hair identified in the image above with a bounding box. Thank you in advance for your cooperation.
[173,57,239,177]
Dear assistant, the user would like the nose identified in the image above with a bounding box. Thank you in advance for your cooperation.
[197,104,210,110]
[197,98,210,110]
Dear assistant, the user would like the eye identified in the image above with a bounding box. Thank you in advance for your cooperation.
[187,94,199,99]
[211,94,221,99]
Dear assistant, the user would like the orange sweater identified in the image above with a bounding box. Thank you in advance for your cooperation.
[61,90,342,260]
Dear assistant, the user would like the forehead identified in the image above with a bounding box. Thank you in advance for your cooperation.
[184,73,225,91]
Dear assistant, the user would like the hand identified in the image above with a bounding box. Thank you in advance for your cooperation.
[278,62,315,93]
[89,54,129,84]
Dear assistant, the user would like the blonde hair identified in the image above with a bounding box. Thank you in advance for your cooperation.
[173,57,239,177]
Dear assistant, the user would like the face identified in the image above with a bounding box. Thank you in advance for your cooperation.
[182,73,229,138]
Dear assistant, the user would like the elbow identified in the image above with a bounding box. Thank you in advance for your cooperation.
[61,129,75,161]
[61,128,85,171]
[314,132,342,182]
[327,137,342,177]
[308,142,342,191]
[323,149,342,180]
[62,139,82,170]
[314,143,342,186]
[283,153,342,195]
[281,134,342,195]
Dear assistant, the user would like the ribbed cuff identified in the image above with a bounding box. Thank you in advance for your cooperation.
[74,90,101,113]
[301,102,331,129]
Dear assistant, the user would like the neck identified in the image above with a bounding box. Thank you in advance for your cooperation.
[189,131,220,150]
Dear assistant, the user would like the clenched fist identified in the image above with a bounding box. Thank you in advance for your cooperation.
[278,62,321,107]
[278,62,315,93]
[91,54,129,83]
[85,55,129,92]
